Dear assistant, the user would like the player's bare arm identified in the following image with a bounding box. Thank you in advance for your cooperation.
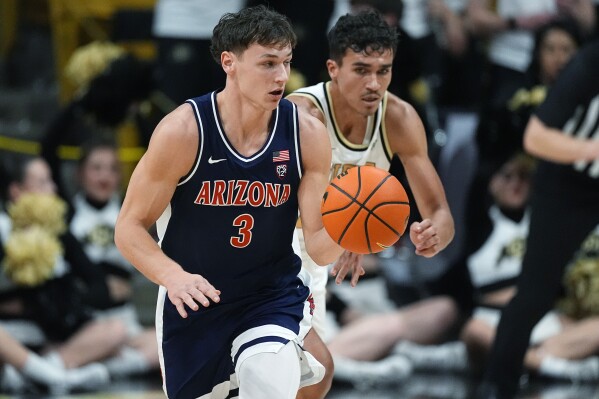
[115,104,220,318]
[297,109,344,266]
[385,94,454,257]
[524,115,599,163]
[289,94,364,286]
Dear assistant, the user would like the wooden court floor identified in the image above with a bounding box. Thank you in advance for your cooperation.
[2,371,599,399]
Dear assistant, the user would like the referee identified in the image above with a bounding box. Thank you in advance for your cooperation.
[477,40,599,399]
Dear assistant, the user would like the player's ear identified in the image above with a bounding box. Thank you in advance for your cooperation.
[221,51,235,74]
[326,59,339,80]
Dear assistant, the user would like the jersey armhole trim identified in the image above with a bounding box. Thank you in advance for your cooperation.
[292,103,303,178]
[179,100,204,186]
[379,93,394,163]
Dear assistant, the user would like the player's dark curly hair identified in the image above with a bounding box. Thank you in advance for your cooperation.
[328,11,398,64]
[210,5,297,64]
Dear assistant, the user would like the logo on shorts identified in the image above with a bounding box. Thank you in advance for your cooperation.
[307,294,315,316]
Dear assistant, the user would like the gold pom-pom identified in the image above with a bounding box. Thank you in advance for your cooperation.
[8,193,67,235]
[558,257,599,319]
[3,226,62,287]
[64,41,126,90]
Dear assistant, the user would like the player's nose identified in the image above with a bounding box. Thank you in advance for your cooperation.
[274,64,289,84]
[365,73,381,91]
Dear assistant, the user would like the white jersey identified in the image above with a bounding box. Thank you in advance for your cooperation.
[290,82,394,338]
[467,206,530,292]
[291,82,394,177]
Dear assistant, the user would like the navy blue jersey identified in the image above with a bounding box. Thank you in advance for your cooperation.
[157,92,304,303]
[154,92,316,399]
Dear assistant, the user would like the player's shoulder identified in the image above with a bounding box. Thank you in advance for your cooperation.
[296,104,326,138]
[153,103,198,142]
[384,92,423,131]
[385,92,419,120]
[286,84,326,124]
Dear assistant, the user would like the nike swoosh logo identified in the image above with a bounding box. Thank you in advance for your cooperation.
[208,156,226,164]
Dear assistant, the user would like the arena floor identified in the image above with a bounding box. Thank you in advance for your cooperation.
[2,371,599,399]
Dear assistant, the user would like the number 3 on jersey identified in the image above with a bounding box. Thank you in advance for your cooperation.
[230,214,254,248]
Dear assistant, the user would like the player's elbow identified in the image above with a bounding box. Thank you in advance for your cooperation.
[113,216,129,254]
[523,116,545,156]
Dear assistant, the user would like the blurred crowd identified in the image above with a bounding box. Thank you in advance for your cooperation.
[1,0,599,396]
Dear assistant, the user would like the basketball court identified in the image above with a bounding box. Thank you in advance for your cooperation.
[2,371,598,398]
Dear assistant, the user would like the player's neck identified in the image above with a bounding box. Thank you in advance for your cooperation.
[216,89,273,156]
[328,84,370,144]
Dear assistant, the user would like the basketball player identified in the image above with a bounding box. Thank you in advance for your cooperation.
[477,40,599,399]
[287,11,455,338]
[115,6,344,399]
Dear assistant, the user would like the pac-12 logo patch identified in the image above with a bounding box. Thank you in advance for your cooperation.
[307,294,315,315]
[276,164,287,179]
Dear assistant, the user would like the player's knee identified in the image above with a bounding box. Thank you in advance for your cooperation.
[238,343,301,399]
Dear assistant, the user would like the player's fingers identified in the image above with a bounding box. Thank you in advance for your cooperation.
[335,265,350,285]
[330,263,340,276]
[416,234,440,251]
[350,265,365,287]
[182,293,201,310]
[175,300,188,318]
[416,246,438,258]
[190,289,211,307]
[196,280,221,303]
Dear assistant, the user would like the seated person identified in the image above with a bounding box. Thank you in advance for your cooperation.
[0,155,127,392]
[0,324,107,394]
[69,139,159,377]
[397,153,599,382]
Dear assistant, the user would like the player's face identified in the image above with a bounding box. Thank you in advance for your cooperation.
[539,28,577,85]
[231,43,292,110]
[328,48,393,116]
[79,147,121,203]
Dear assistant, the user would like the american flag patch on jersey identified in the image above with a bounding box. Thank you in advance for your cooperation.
[273,150,290,162]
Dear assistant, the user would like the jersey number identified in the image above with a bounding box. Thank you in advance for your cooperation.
[230,214,254,248]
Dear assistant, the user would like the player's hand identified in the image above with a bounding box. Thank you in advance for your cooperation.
[330,251,365,287]
[410,219,441,258]
[164,270,221,318]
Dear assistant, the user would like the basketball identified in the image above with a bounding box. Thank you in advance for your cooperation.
[321,165,410,254]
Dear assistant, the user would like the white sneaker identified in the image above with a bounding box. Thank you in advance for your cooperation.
[0,365,27,393]
[333,354,412,389]
[539,356,599,382]
[64,363,110,392]
[393,340,469,372]
[403,374,469,398]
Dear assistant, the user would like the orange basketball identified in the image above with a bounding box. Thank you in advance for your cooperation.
[321,165,410,254]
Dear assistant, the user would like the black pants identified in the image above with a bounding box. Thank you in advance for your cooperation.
[483,172,599,396]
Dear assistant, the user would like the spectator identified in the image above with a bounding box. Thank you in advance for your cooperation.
[0,324,107,394]
[152,0,243,106]
[468,18,583,254]
[0,155,127,393]
[397,155,599,385]
[41,41,157,199]
[69,139,160,377]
